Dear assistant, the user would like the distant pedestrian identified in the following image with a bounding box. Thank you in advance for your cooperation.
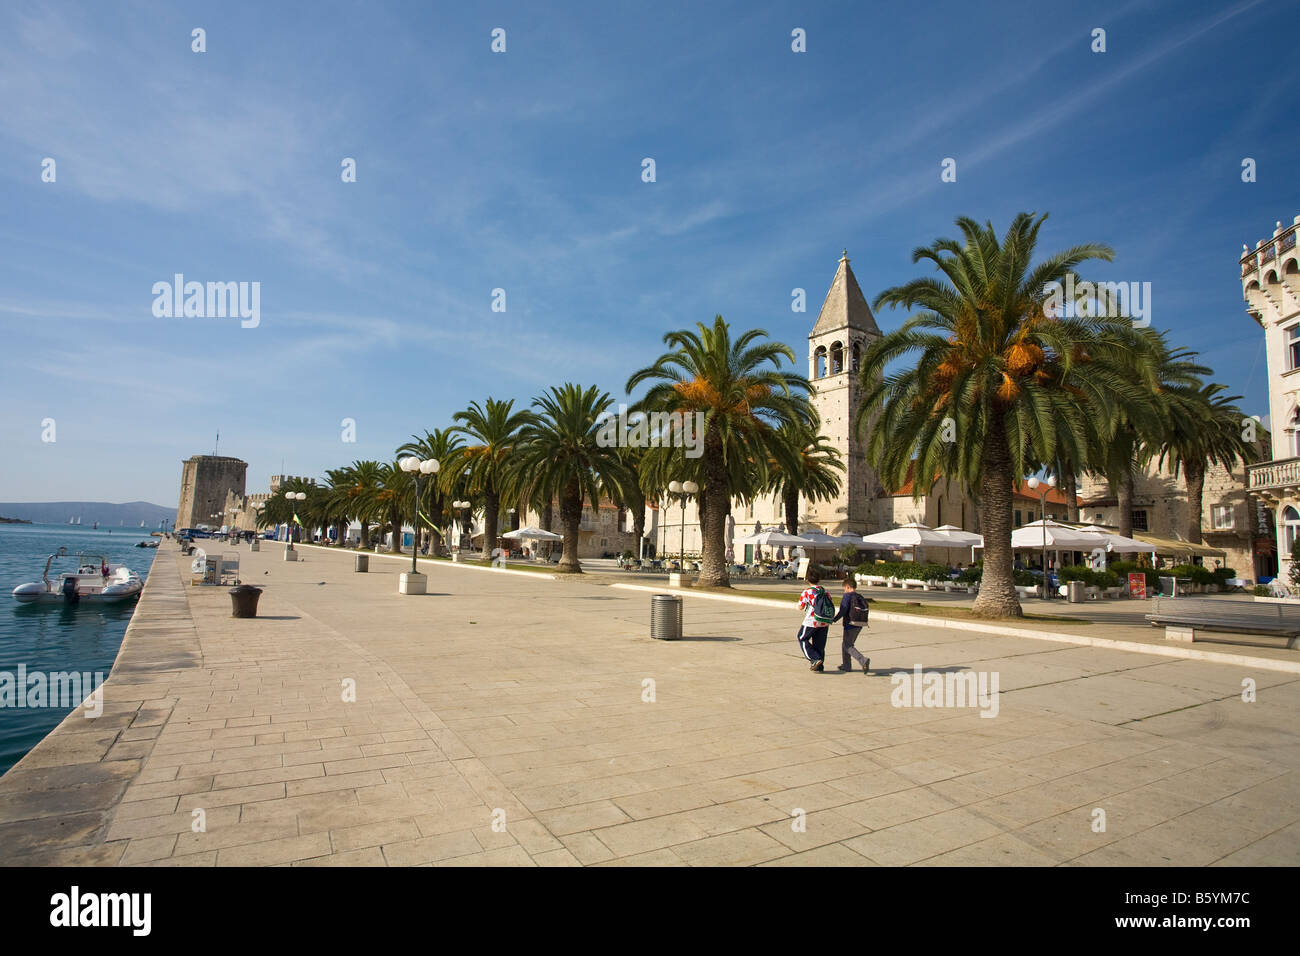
[832,574,871,674]
[796,569,835,672]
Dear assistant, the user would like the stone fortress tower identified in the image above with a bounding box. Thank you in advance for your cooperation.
[803,251,883,534]
[175,455,248,529]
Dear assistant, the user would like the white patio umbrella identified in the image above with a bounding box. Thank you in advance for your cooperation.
[933,525,983,546]
[733,529,814,548]
[857,522,951,549]
[933,524,983,564]
[502,526,562,541]
[1008,520,1105,550]
[1075,525,1157,555]
[798,530,848,550]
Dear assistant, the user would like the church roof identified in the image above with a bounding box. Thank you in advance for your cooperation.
[810,251,880,337]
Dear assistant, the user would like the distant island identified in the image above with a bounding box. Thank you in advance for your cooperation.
[0,516,33,524]
[0,501,173,527]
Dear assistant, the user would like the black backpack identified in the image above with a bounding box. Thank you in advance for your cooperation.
[848,592,870,626]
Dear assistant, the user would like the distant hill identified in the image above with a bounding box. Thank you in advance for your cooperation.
[0,501,174,527]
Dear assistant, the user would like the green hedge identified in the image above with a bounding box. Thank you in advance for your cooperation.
[1058,565,1121,588]
[855,560,951,583]
[946,562,1037,587]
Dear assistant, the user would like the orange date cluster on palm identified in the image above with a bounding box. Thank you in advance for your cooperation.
[673,378,769,414]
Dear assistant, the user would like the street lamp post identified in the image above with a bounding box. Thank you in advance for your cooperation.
[395,458,439,594]
[667,480,698,570]
[250,501,264,551]
[1026,476,1057,599]
[283,491,306,560]
[452,500,471,558]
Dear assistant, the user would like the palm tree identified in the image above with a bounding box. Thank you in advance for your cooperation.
[446,398,535,559]
[344,460,384,549]
[396,429,465,556]
[376,461,414,553]
[259,477,318,543]
[321,467,356,545]
[1086,330,1207,538]
[510,384,632,573]
[628,315,813,587]
[856,213,1137,618]
[1159,382,1256,544]
[608,439,651,560]
[766,417,844,535]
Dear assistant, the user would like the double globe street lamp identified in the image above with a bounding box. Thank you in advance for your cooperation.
[452,500,472,554]
[667,480,698,571]
[398,456,440,595]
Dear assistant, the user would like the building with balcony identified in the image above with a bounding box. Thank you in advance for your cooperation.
[1243,213,1300,580]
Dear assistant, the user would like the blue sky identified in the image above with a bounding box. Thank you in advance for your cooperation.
[1,0,1295,505]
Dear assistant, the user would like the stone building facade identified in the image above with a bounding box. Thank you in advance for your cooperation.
[175,455,247,530]
[1077,453,1268,578]
[1242,212,1300,583]
[520,497,640,558]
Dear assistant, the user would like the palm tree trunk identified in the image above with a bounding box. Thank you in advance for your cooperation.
[696,431,731,588]
[557,483,583,573]
[1063,472,1079,523]
[335,520,346,547]
[971,418,1023,618]
[1185,462,1205,545]
[540,500,554,560]
[1117,469,1135,539]
[631,497,646,557]
[359,521,370,549]
[783,484,799,535]
[481,489,499,559]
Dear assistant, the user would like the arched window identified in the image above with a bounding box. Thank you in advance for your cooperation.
[851,342,861,373]
[1285,506,1300,553]
[814,346,827,378]
[1290,408,1300,458]
[829,341,844,375]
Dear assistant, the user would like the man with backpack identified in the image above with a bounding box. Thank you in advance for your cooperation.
[832,573,871,674]
[796,569,835,672]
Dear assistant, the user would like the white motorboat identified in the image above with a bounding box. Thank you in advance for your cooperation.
[12,548,143,605]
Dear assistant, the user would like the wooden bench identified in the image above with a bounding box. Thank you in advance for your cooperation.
[1145,597,1300,648]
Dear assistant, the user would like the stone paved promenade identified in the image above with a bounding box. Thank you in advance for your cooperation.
[1,541,1298,866]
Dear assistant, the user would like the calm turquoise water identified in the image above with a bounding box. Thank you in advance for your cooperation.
[0,523,157,775]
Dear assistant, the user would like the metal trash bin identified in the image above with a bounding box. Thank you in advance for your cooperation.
[250,538,260,552]
[355,554,369,573]
[1067,580,1086,603]
[1159,576,1176,597]
[651,593,682,640]
[229,584,263,618]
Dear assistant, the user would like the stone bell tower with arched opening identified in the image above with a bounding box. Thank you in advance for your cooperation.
[806,251,883,534]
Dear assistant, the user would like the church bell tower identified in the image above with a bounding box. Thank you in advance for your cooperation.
[805,251,882,534]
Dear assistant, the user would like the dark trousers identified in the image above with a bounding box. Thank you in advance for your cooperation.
[797,625,828,663]
[841,625,868,669]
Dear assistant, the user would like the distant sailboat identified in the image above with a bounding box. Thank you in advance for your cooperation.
[92,521,98,530]
[76,517,82,525]
[68,517,75,525]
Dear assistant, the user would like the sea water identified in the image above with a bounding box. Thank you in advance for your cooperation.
[0,523,156,775]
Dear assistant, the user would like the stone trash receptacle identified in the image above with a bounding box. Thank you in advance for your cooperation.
[355,553,369,573]
[250,538,260,552]
[229,584,263,618]
[651,593,682,640]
